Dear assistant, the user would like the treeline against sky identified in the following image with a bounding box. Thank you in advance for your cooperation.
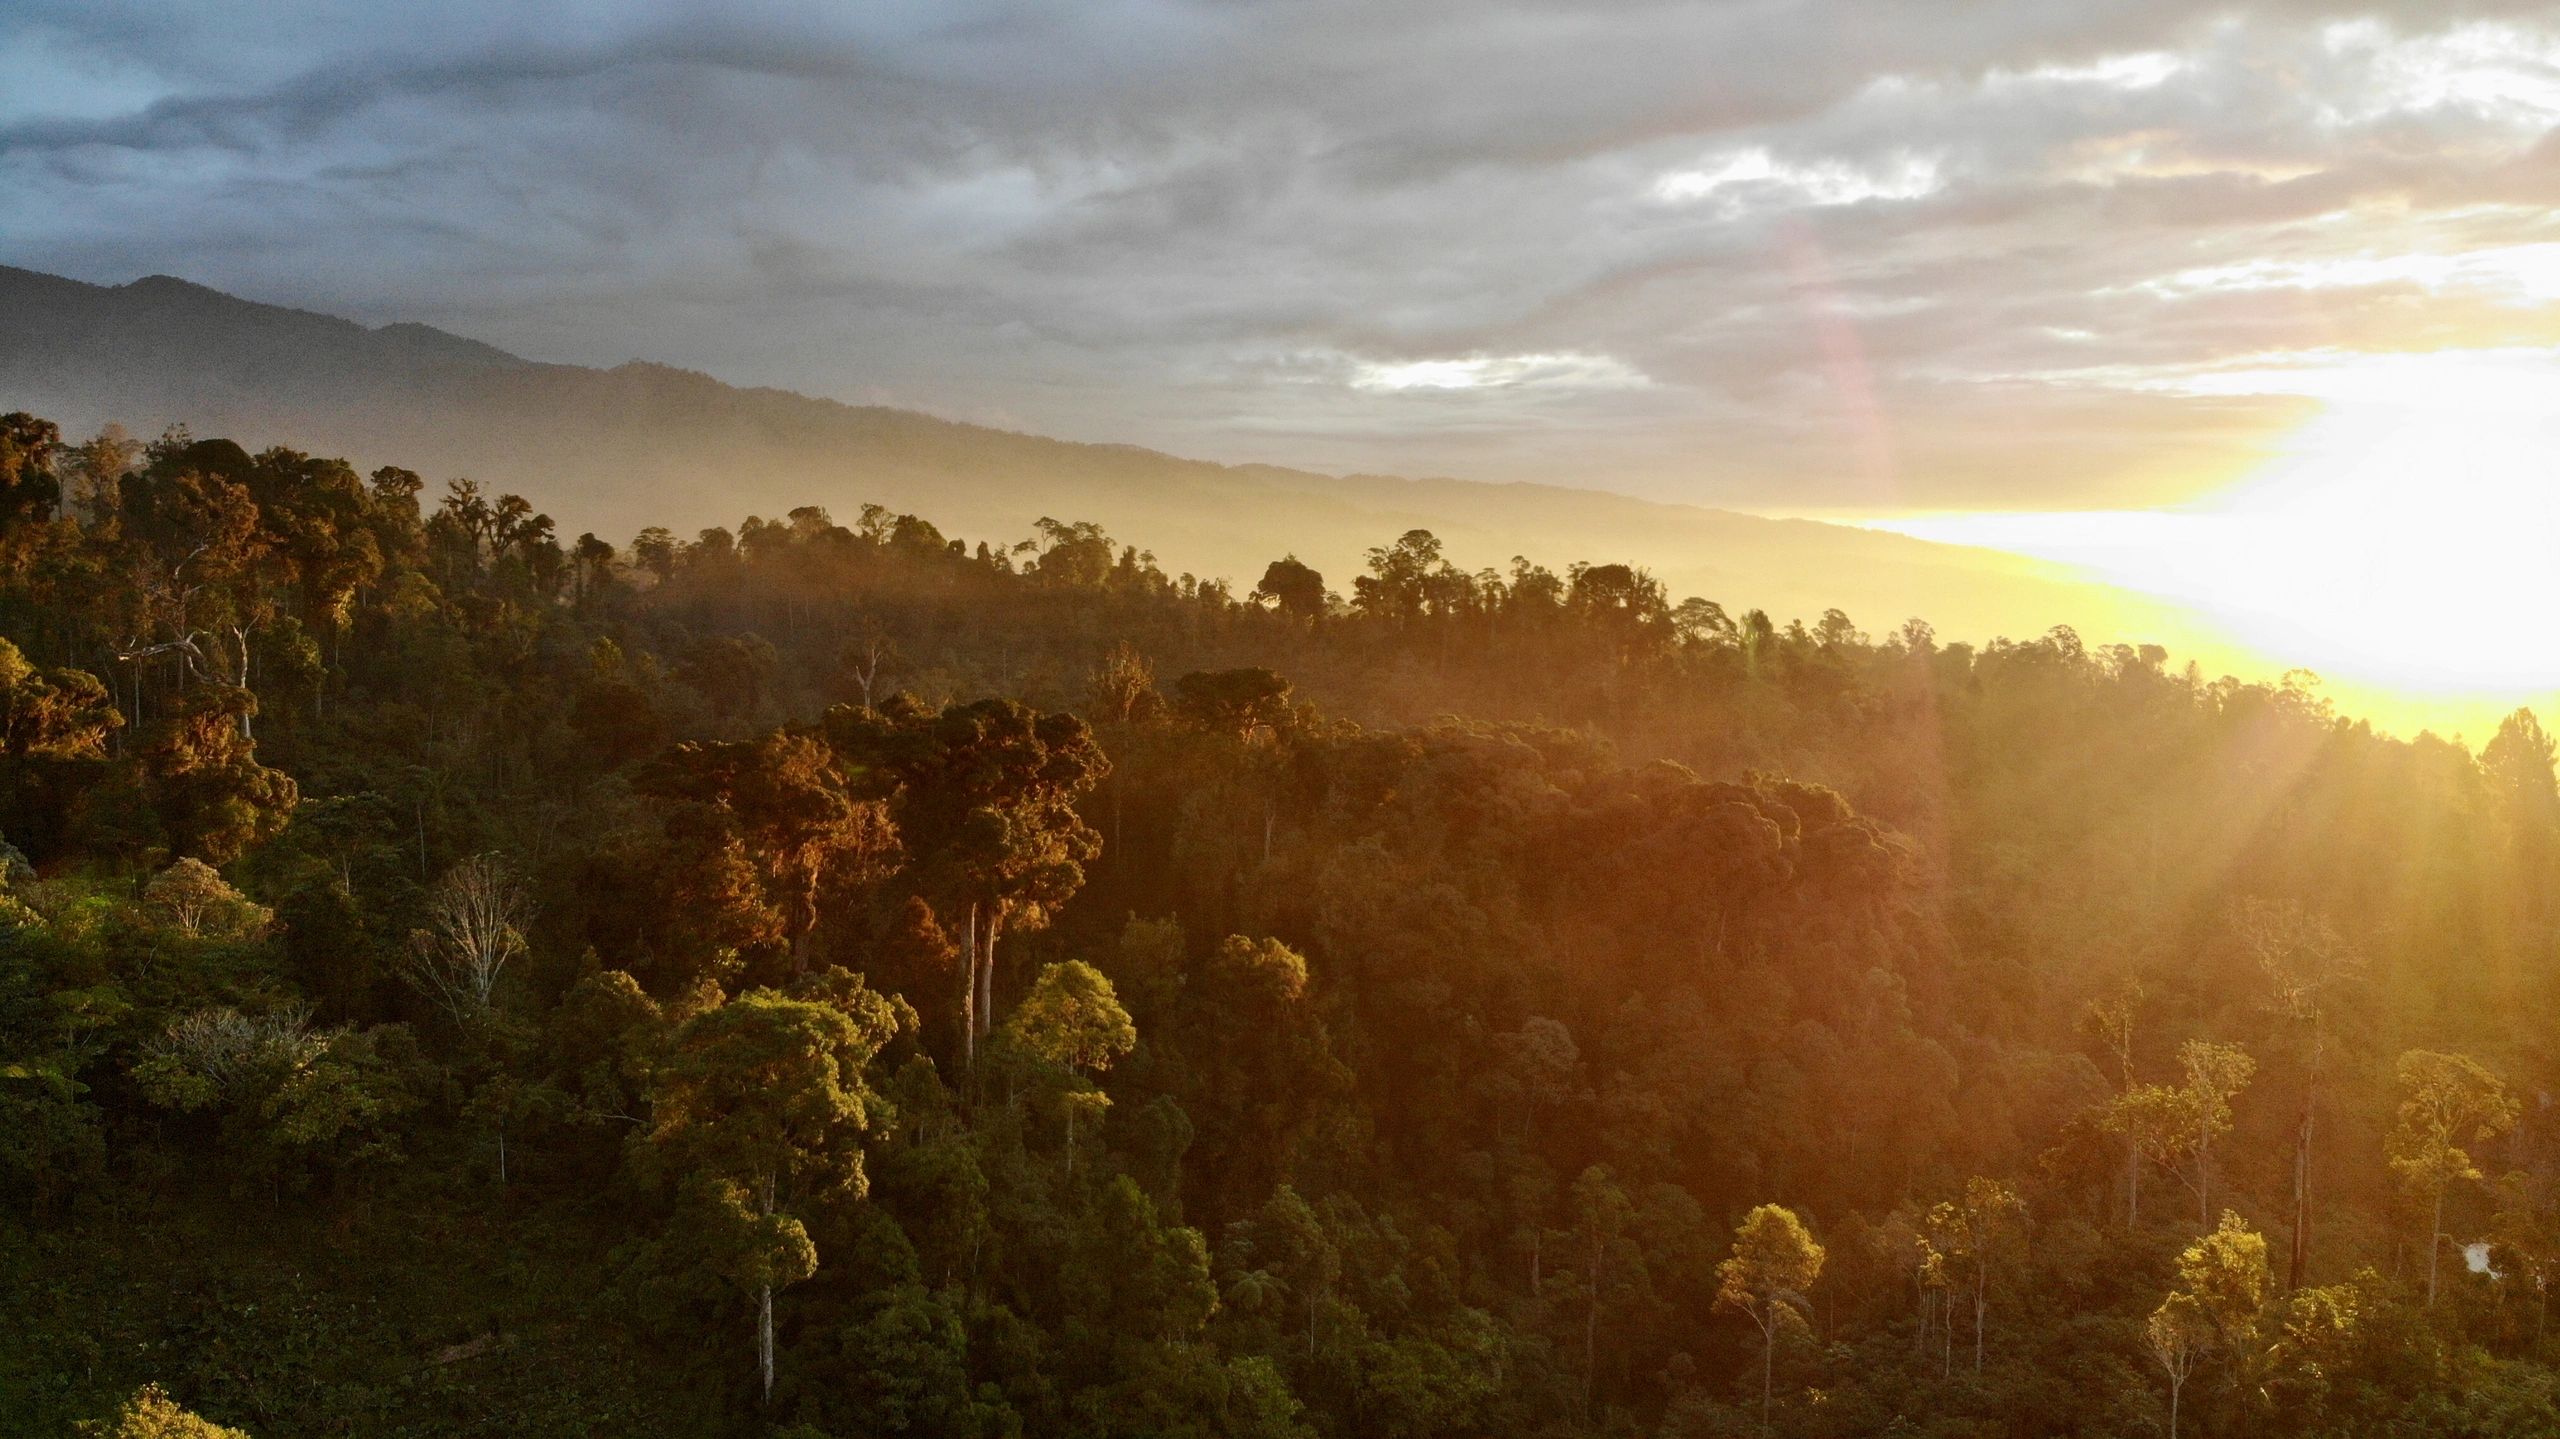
[7,411,2560,1437]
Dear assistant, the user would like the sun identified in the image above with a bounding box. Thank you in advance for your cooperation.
[2170,354,2560,697]
[1862,351,2560,732]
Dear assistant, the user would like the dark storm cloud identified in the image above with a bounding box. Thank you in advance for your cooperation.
[6,0,2559,508]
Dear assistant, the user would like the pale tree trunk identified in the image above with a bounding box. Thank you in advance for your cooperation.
[2289,1017,2323,1290]
[758,1171,778,1404]
[2199,1125,2211,1229]
[759,1279,775,1404]
[1973,1271,1987,1372]
[1583,1229,1601,1417]
[962,904,978,1067]
[2427,1188,2446,1307]
[977,913,1002,1037]
[1758,1310,1776,1434]
[232,626,254,739]
[2167,1373,2182,1438]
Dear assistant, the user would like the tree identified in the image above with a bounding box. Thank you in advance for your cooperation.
[2146,1211,2269,1437]
[140,857,271,941]
[1716,1204,1825,1432]
[1006,959,1137,1074]
[2390,1049,2519,1306]
[2103,1082,2186,1228]
[2102,1039,2252,1231]
[1926,1177,2024,1373]
[1005,959,1137,1172]
[642,730,897,974]
[1352,530,1446,623]
[641,984,905,1404]
[1566,562,1672,665]
[1086,642,1160,727]
[1563,1165,1649,1418]
[826,697,1107,1065]
[1252,555,1327,619]
[397,853,530,1028]
[2484,708,2560,830]
[2177,1040,2256,1228]
[83,685,296,864]
[2081,978,2144,1224]
[2146,1295,2209,1439]
[631,525,679,580]
[0,640,120,759]
[0,411,62,547]
[836,616,898,710]
[1226,1183,1341,1362]
[77,1384,248,1439]
[59,424,140,526]
[1173,668,1294,743]
[2491,1169,2560,1344]
[2242,899,2361,1290]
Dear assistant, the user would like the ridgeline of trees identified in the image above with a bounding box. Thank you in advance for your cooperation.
[8,409,2560,1437]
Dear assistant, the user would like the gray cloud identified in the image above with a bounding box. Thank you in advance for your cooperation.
[5,0,2558,509]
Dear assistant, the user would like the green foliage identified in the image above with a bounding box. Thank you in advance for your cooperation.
[77,1385,249,1439]
[11,411,2560,1435]
[1005,960,1136,1075]
[0,635,120,758]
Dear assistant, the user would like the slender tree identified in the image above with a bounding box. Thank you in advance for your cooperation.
[1927,1177,2025,1373]
[1717,1204,1825,1433]
[2390,1049,2518,1306]
[641,985,904,1404]
[2243,899,2361,1289]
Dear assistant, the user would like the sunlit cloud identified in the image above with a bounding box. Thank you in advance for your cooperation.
[8,1,2560,515]
[1993,51,2188,92]
[1648,147,1944,210]
[2318,20,2560,132]
[2130,243,2560,303]
[1347,352,1652,394]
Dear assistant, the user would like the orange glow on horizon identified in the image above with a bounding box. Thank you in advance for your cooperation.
[1853,351,2560,742]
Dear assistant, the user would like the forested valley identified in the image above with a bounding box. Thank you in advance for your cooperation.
[12,410,2560,1438]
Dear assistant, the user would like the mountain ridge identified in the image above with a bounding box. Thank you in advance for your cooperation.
[0,261,2186,650]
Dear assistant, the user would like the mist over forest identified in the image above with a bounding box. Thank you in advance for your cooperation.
[11,4,2560,1428]
[7,402,2560,1437]
[1,264,2232,683]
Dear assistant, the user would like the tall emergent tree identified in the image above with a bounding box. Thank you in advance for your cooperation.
[640,984,905,1403]
[1004,959,1136,1171]
[1717,1203,1825,1433]
[2389,1049,2518,1306]
[642,730,897,976]
[397,853,531,1028]
[1927,1176,2025,1374]
[827,697,1106,1064]
[2176,1040,2256,1229]
[2242,898,2361,1290]
[2145,1211,2268,1438]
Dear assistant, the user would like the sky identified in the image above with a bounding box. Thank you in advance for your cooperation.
[5,1,2560,521]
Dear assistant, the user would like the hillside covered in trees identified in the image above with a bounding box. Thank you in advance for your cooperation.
[0,263,2214,679]
[10,409,2560,1437]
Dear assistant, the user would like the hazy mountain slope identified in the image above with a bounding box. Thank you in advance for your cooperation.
[0,263,2201,648]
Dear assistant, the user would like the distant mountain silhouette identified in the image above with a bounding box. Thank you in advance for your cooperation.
[0,262,2199,649]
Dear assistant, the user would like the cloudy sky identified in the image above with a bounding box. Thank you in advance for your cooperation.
[7,0,2560,514]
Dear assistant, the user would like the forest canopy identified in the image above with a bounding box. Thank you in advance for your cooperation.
[7,409,2560,1437]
